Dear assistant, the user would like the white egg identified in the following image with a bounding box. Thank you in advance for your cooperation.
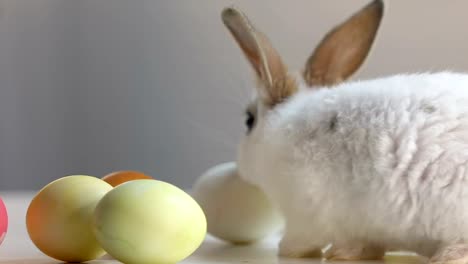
[191,162,284,244]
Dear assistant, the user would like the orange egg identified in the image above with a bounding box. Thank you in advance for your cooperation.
[102,170,153,187]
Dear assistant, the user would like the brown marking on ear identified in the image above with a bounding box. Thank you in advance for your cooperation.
[222,7,297,107]
[303,0,384,87]
[266,74,298,107]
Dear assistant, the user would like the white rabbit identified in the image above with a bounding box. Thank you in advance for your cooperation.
[222,1,468,263]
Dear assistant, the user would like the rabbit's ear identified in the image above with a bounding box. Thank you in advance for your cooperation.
[222,7,297,107]
[303,0,384,87]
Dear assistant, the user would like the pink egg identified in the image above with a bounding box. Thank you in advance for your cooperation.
[0,196,7,246]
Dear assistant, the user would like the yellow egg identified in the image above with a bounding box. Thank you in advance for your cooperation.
[26,175,113,262]
[93,180,207,264]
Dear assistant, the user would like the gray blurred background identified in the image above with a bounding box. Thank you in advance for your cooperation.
[1,0,467,191]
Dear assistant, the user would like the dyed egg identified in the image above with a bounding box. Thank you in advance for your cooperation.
[0,196,7,246]
[102,170,153,187]
[191,162,284,244]
[93,180,206,264]
[26,175,113,262]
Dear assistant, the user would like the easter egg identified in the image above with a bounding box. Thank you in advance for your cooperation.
[93,180,207,264]
[26,175,113,262]
[0,196,7,245]
[102,170,153,187]
[191,162,284,244]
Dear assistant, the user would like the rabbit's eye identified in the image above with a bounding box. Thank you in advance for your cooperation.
[245,111,255,132]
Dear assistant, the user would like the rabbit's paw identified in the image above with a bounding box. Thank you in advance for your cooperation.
[323,243,385,260]
[430,244,468,264]
[278,235,323,258]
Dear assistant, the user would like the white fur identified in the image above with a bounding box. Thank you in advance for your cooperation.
[237,71,468,257]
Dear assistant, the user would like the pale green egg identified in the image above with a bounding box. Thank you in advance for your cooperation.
[93,179,207,264]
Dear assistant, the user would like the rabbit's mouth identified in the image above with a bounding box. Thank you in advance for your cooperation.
[236,142,253,184]
[236,133,264,188]
[236,132,274,191]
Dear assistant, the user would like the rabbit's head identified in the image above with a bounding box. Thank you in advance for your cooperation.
[221,1,384,185]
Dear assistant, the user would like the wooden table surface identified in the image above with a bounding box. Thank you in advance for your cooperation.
[0,192,422,264]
